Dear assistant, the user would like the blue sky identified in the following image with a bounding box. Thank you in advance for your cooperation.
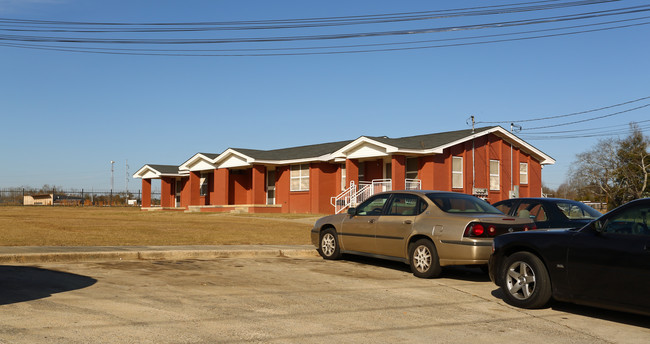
[1,0,649,193]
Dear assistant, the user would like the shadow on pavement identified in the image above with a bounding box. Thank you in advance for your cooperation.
[490,288,650,328]
[340,255,490,281]
[0,266,97,305]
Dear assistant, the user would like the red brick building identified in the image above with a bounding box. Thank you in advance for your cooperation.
[133,126,554,214]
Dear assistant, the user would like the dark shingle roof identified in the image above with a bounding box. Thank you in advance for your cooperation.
[146,164,180,175]
[367,126,497,150]
[231,139,353,160]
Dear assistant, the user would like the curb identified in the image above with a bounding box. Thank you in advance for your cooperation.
[0,247,320,264]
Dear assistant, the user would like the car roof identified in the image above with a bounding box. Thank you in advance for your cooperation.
[494,197,583,203]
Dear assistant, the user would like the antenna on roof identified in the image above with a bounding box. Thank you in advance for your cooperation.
[510,123,522,133]
[466,116,475,133]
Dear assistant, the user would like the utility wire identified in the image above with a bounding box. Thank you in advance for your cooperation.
[0,0,617,31]
[1,5,647,44]
[477,95,650,125]
[1,14,646,54]
[524,103,650,130]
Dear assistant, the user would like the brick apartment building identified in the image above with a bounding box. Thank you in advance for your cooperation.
[133,126,554,214]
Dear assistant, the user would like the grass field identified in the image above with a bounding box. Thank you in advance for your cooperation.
[0,206,320,246]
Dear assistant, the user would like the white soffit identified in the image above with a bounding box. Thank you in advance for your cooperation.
[180,153,216,171]
[333,137,394,159]
[217,152,251,168]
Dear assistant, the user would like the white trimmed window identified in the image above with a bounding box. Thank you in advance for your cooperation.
[520,162,529,185]
[452,156,463,189]
[290,164,310,191]
[200,172,209,196]
[490,160,500,191]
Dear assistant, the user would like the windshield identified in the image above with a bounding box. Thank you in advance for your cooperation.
[555,201,602,220]
[426,193,502,214]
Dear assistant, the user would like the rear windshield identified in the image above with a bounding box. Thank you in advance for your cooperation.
[426,193,502,214]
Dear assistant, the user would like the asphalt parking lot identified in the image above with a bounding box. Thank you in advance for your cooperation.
[1,255,648,344]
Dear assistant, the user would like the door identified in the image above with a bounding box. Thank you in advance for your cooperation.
[567,201,650,311]
[175,179,182,208]
[340,194,390,254]
[266,170,276,205]
[375,193,425,258]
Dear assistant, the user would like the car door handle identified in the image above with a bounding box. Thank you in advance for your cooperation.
[403,220,412,224]
[368,219,375,224]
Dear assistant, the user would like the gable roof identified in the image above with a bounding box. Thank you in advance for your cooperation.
[133,164,183,179]
[134,126,555,177]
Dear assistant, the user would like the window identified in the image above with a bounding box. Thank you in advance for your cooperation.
[516,202,548,222]
[340,164,347,191]
[602,204,650,236]
[386,194,427,216]
[199,172,209,196]
[290,164,310,191]
[452,156,463,189]
[406,157,419,180]
[355,194,390,216]
[490,160,500,191]
[426,192,501,214]
[520,163,528,185]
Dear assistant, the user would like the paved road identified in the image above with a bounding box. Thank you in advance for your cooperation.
[0,253,648,343]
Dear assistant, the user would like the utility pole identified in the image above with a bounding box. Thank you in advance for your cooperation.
[125,159,129,199]
[110,160,115,205]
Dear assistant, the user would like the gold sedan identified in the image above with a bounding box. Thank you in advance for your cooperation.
[311,190,534,278]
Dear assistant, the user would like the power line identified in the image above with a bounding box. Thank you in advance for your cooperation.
[476,95,650,125]
[1,13,648,56]
[0,0,617,31]
[523,103,650,130]
[2,5,647,45]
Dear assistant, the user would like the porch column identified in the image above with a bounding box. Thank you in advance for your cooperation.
[345,159,359,186]
[142,179,152,208]
[161,178,173,208]
[391,155,406,190]
[213,168,229,205]
[189,171,201,206]
[251,165,266,204]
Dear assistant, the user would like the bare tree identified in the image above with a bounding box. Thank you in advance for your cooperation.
[570,138,619,205]
[615,123,649,202]
[569,122,650,210]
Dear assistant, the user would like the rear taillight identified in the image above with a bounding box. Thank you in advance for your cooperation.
[464,223,486,237]
[487,225,497,236]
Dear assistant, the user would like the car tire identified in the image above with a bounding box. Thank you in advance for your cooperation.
[500,252,552,309]
[409,239,441,278]
[318,228,342,260]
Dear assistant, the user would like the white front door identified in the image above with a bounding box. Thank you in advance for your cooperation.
[266,170,276,205]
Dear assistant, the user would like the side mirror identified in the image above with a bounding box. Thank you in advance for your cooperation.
[347,207,357,216]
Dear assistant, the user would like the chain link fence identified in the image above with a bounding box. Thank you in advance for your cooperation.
[0,188,160,206]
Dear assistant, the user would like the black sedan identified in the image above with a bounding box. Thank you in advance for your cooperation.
[489,198,650,316]
[493,197,601,229]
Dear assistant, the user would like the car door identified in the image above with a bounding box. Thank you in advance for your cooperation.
[374,193,426,258]
[340,193,391,254]
[566,201,650,310]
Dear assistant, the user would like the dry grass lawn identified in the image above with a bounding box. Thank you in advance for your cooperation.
[0,206,321,246]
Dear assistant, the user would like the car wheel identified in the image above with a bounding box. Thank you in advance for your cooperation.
[409,239,441,278]
[319,228,341,260]
[500,252,552,308]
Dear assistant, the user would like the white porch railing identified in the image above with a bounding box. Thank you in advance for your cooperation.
[405,178,422,190]
[331,178,420,213]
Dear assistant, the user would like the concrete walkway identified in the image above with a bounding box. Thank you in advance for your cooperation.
[0,245,319,263]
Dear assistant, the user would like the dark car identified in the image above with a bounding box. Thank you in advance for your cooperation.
[493,197,601,229]
[489,198,650,316]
